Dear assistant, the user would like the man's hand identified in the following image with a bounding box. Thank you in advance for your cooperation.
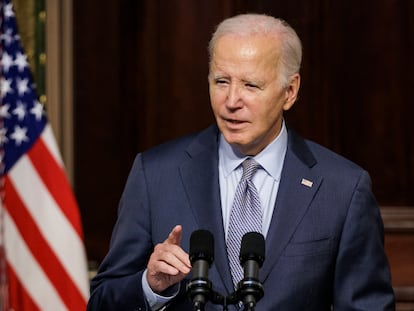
[147,225,191,293]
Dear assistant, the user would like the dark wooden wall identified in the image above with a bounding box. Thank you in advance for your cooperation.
[73,1,414,307]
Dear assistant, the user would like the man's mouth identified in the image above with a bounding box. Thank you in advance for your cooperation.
[224,117,245,124]
[228,119,242,124]
[222,117,249,130]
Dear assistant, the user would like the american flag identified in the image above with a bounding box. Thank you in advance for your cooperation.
[0,0,89,310]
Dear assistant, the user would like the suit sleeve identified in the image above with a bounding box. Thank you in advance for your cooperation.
[333,170,395,310]
[87,154,152,311]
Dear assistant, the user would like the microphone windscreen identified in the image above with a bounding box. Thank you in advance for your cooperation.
[189,229,214,264]
[240,232,265,267]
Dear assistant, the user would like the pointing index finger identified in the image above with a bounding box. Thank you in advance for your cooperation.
[166,225,183,245]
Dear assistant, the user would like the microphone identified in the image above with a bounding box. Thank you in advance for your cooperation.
[186,230,214,310]
[238,232,265,310]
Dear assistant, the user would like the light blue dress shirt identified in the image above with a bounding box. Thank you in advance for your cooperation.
[219,121,288,238]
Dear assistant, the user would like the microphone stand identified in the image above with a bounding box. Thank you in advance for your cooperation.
[243,305,255,311]
[187,278,212,311]
[187,278,264,311]
[192,302,204,311]
[236,277,264,311]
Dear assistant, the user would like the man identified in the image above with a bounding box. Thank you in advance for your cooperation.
[87,14,395,310]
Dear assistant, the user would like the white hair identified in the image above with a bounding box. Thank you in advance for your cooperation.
[208,14,302,87]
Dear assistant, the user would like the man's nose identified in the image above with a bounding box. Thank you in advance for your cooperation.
[225,84,243,109]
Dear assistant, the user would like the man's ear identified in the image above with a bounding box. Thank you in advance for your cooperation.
[283,73,301,111]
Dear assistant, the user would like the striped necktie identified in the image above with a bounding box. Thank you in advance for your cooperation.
[226,158,263,287]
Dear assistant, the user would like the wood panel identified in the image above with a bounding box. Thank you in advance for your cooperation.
[383,207,414,309]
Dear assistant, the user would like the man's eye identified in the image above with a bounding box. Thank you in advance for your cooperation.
[215,79,227,84]
[245,83,258,89]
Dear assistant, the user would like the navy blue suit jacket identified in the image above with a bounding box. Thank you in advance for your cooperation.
[87,125,395,310]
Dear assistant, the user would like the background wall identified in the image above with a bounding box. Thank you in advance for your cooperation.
[72,0,414,307]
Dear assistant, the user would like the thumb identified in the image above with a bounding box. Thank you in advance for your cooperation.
[166,225,183,245]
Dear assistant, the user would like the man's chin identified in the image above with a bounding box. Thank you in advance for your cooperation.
[221,135,252,155]
[222,132,245,147]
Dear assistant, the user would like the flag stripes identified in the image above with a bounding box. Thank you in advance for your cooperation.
[7,153,88,283]
[5,136,89,300]
[4,212,68,310]
[8,265,41,311]
[25,125,83,238]
[4,177,86,310]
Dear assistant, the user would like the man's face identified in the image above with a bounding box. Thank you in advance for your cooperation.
[209,34,299,155]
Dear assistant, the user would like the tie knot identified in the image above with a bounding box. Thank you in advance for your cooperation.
[241,158,259,181]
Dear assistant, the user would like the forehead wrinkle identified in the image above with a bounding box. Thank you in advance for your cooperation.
[221,35,278,62]
[210,34,281,84]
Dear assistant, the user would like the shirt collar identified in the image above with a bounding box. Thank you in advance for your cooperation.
[219,121,288,181]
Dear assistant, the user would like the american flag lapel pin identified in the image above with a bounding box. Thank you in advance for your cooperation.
[301,178,313,188]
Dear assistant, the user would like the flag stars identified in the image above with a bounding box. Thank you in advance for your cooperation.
[16,77,29,96]
[12,101,26,120]
[30,100,44,120]
[1,52,14,73]
[14,52,28,71]
[3,3,15,19]
[10,125,28,146]
[1,0,49,165]
[0,28,14,46]
[0,104,11,119]
[0,77,13,98]
[0,127,9,145]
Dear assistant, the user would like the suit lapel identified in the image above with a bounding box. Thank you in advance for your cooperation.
[261,130,322,281]
[179,126,235,293]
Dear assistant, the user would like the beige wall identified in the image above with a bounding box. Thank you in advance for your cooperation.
[45,0,75,184]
